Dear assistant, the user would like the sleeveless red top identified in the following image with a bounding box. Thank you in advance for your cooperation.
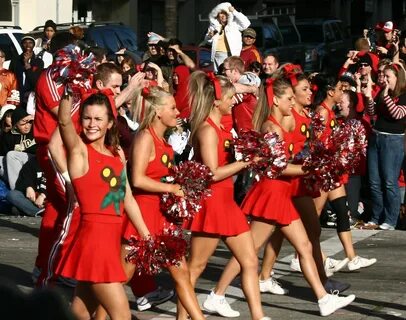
[291,108,311,157]
[133,127,174,196]
[204,117,233,188]
[72,144,125,216]
[268,115,294,161]
[318,102,337,143]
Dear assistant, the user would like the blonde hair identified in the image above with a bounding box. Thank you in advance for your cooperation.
[138,86,173,130]
[252,77,291,131]
[188,71,235,144]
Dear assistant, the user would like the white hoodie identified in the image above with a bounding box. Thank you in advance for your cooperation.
[205,2,251,60]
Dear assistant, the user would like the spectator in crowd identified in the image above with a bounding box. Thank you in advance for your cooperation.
[143,34,164,64]
[376,21,398,59]
[248,61,262,76]
[173,64,191,119]
[0,49,19,107]
[240,28,262,70]
[86,47,108,65]
[160,38,196,91]
[0,107,36,190]
[0,105,15,179]
[223,56,258,132]
[205,2,250,72]
[9,35,44,105]
[364,63,406,230]
[42,20,57,51]
[261,53,279,79]
[6,157,46,217]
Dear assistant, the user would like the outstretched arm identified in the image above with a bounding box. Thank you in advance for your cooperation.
[58,94,87,178]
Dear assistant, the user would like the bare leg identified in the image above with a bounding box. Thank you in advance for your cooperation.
[224,231,265,320]
[280,219,327,300]
[94,243,136,320]
[214,220,276,295]
[259,228,283,280]
[92,282,131,320]
[293,196,327,283]
[176,235,220,320]
[71,282,97,320]
[168,257,205,320]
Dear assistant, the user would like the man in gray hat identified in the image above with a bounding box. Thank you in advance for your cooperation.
[240,27,262,70]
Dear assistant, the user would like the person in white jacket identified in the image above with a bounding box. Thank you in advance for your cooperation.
[205,2,250,72]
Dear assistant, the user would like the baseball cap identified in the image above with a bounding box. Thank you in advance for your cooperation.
[0,104,16,120]
[21,35,36,44]
[383,21,394,33]
[148,34,160,45]
[243,28,257,38]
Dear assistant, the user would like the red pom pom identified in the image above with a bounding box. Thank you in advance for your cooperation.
[125,224,187,275]
[160,161,213,220]
[233,129,288,179]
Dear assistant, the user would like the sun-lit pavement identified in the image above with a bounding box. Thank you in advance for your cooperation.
[0,215,405,319]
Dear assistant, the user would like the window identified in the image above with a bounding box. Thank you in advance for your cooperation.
[296,25,324,43]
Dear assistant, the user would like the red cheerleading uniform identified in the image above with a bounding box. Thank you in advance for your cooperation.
[187,117,249,236]
[318,103,348,185]
[290,108,313,197]
[241,116,300,225]
[122,127,174,239]
[57,144,127,283]
[318,102,337,144]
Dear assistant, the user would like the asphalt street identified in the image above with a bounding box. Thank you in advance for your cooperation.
[0,215,405,319]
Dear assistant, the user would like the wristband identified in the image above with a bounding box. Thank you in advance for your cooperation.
[61,171,71,183]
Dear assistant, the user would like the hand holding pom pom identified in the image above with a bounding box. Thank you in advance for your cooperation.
[233,129,288,179]
[125,224,188,275]
[160,161,213,220]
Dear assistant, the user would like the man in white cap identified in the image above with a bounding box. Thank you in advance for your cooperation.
[376,21,398,59]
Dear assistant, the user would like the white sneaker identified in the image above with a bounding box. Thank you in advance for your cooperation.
[260,317,272,320]
[203,291,240,317]
[318,292,356,316]
[290,257,301,272]
[136,287,174,311]
[347,256,377,271]
[324,257,348,276]
[379,222,395,230]
[259,277,289,295]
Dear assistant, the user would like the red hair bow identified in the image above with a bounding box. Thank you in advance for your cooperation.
[206,72,222,100]
[79,87,117,118]
[283,64,303,87]
[265,77,275,108]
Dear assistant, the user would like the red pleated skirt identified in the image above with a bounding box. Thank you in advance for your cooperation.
[58,213,126,283]
[242,178,300,225]
[186,182,249,236]
[122,194,170,240]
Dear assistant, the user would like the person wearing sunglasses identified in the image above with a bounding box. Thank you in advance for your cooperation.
[240,28,262,71]
[0,106,36,190]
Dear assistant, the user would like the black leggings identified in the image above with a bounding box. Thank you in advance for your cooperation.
[329,196,351,233]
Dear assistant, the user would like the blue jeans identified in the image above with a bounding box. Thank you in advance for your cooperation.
[6,190,41,217]
[368,132,404,227]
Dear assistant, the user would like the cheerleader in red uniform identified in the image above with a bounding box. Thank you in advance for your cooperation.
[177,71,268,320]
[208,77,355,317]
[312,73,376,271]
[57,92,150,320]
[121,86,205,320]
[258,68,334,294]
